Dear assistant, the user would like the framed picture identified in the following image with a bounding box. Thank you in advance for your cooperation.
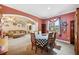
[60,20,67,33]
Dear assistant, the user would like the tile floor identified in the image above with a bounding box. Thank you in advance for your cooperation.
[7,34,75,55]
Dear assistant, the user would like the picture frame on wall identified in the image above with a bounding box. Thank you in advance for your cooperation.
[60,20,67,33]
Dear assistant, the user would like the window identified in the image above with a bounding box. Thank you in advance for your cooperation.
[49,18,60,34]
[49,18,68,35]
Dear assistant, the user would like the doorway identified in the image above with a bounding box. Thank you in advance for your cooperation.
[70,20,75,45]
[42,24,46,33]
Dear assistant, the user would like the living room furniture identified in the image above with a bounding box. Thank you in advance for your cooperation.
[6,30,26,38]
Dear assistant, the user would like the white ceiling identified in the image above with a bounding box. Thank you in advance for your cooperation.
[4,4,79,18]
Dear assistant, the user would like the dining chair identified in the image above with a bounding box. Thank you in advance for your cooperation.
[31,33,44,53]
[51,32,56,48]
[48,33,53,45]
[47,32,56,54]
[30,33,36,50]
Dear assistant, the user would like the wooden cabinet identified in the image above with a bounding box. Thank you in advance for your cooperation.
[75,8,79,54]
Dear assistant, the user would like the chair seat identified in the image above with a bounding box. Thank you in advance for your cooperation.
[46,45,51,49]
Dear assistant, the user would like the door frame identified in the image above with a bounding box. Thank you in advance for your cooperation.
[70,20,75,44]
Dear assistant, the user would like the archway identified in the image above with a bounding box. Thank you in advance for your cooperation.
[1,14,38,38]
[1,14,38,54]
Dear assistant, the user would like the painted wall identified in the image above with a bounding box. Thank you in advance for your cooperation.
[0,4,42,31]
[46,12,75,42]
[0,4,76,42]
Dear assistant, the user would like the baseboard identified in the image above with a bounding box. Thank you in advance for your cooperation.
[56,39,70,44]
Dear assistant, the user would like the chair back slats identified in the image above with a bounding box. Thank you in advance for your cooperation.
[48,32,56,48]
[53,32,56,42]
[48,33,53,44]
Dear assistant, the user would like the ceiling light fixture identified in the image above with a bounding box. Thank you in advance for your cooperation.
[48,7,51,10]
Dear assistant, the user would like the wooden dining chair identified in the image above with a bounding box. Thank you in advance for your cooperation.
[47,32,56,53]
[30,33,36,50]
[31,33,45,53]
[48,33,53,45]
[51,32,56,48]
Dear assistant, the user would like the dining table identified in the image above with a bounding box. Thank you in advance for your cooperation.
[35,33,48,47]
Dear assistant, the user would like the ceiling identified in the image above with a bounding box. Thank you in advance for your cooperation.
[4,4,79,18]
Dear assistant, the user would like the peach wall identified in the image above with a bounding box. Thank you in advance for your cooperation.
[0,4,42,31]
[46,12,75,42]
[60,12,75,41]
[0,4,76,42]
